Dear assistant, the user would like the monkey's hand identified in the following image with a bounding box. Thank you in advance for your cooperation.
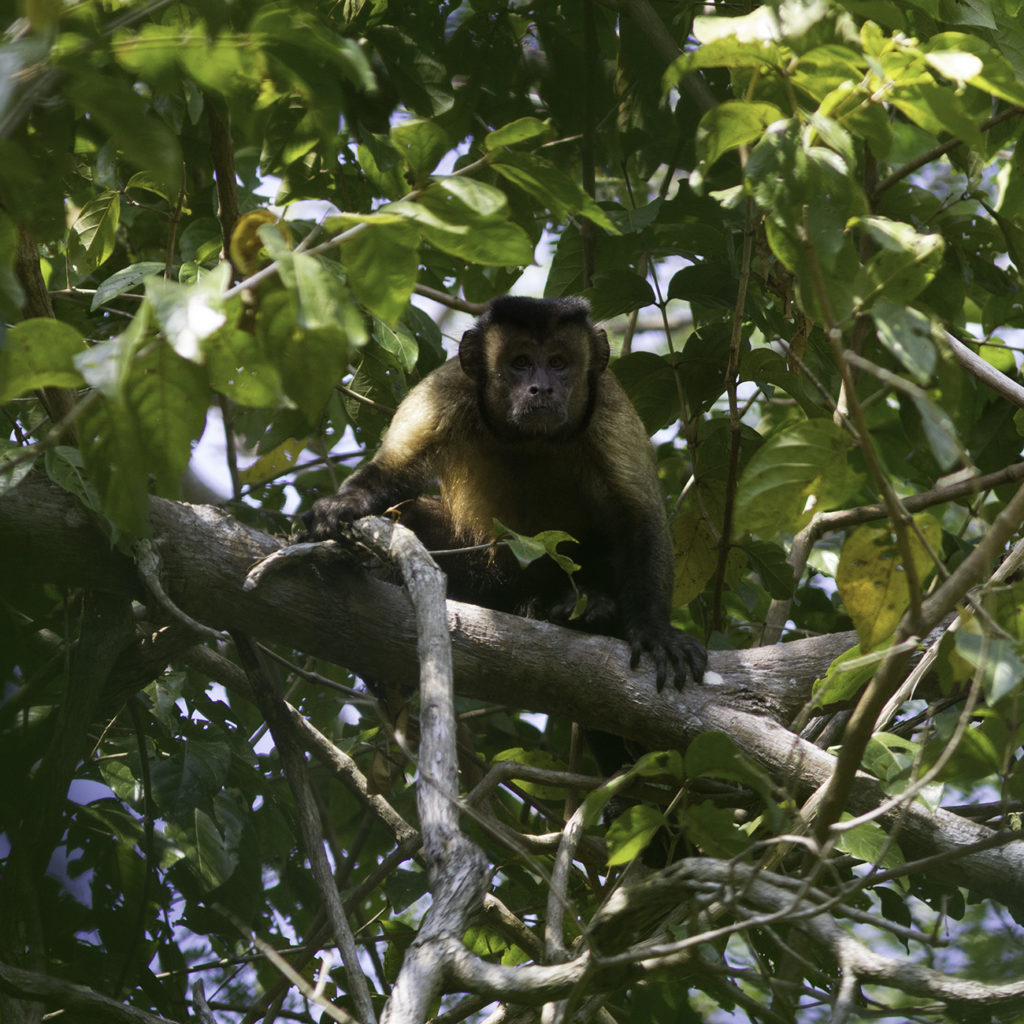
[301,491,377,541]
[541,589,618,634]
[628,625,707,691]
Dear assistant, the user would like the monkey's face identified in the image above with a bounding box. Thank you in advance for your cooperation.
[478,330,591,440]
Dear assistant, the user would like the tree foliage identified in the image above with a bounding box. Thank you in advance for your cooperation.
[3,0,1024,1022]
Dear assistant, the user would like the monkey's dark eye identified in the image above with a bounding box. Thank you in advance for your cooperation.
[510,355,532,370]
[548,355,568,370]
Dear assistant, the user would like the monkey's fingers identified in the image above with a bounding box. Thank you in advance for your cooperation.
[628,633,672,692]
[301,494,365,541]
[629,629,707,691]
[675,635,708,687]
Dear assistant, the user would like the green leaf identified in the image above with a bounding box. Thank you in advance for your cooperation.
[812,643,878,708]
[863,731,922,789]
[606,804,665,866]
[888,81,983,150]
[206,329,288,409]
[582,271,654,321]
[733,419,861,537]
[43,446,105,523]
[853,216,945,306]
[78,341,208,534]
[0,439,37,497]
[92,262,165,311]
[71,70,183,194]
[745,539,796,600]
[339,218,419,324]
[376,319,420,374]
[390,117,450,180]
[0,210,24,316]
[146,267,231,363]
[484,117,554,150]
[665,36,784,88]
[746,120,864,271]
[954,633,1024,705]
[237,438,305,486]
[77,397,151,536]
[871,300,937,384]
[671,505,719,606]
[290,252,352,335]
[495,521,579,573]
[677,800,748,857]
[745,118,866,321]
[910,391,963,470]
[74,304,151,399]
[696,100,784,171]
[492,748,569,801]
[924,32,1024,106]
[391,186,535,266]
[71,191,121,272]
[434,176,510,219]
[0,319,87,402]
[169,808,239,891]
[490,150,617,232]
[611,351,680,433]
[150,734,232,819]
[683,733,776,809]
[835,818,906,869]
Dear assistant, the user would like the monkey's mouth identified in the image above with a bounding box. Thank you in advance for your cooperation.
[511,403,569,432]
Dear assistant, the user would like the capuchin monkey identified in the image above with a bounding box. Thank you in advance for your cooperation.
[303,296,706,768]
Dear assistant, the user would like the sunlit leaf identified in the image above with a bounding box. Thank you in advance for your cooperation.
[0,319,87,402]
[484,117,554,150]
[734,419,862,537]
[606,804,664,866]
[854,216,945,305]
[696,100,784,170]
[146,267,231,364]
[835,817,906,869]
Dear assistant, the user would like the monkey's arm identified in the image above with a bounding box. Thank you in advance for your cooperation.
[591,379,707,689]
[616,512,707,690]
[302,365,461,540]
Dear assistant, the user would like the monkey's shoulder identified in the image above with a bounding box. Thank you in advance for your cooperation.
[381,359,477,454]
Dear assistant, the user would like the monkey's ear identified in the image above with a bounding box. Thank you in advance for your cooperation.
[459,327,484,379]
[592,328,611,374]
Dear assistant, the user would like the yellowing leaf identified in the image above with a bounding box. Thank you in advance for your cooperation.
[229,210,293,275]
[238,438,306,486]
[672,506,718,606]
[836,514,941,649]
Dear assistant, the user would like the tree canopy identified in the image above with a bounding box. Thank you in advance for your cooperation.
[3,0,1024,1022]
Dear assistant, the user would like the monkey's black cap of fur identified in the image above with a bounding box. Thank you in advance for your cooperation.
[483,295,592,330]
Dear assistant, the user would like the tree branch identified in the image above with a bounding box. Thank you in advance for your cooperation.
[592,860,1024,1014]
[0,959,177,1024]
[4,476,1024,916]
[345,518,490,1024]
[233,633,378,1024]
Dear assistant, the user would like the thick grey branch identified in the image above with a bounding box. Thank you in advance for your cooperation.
[4,476,1024,916]
[347,519,490,1024]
